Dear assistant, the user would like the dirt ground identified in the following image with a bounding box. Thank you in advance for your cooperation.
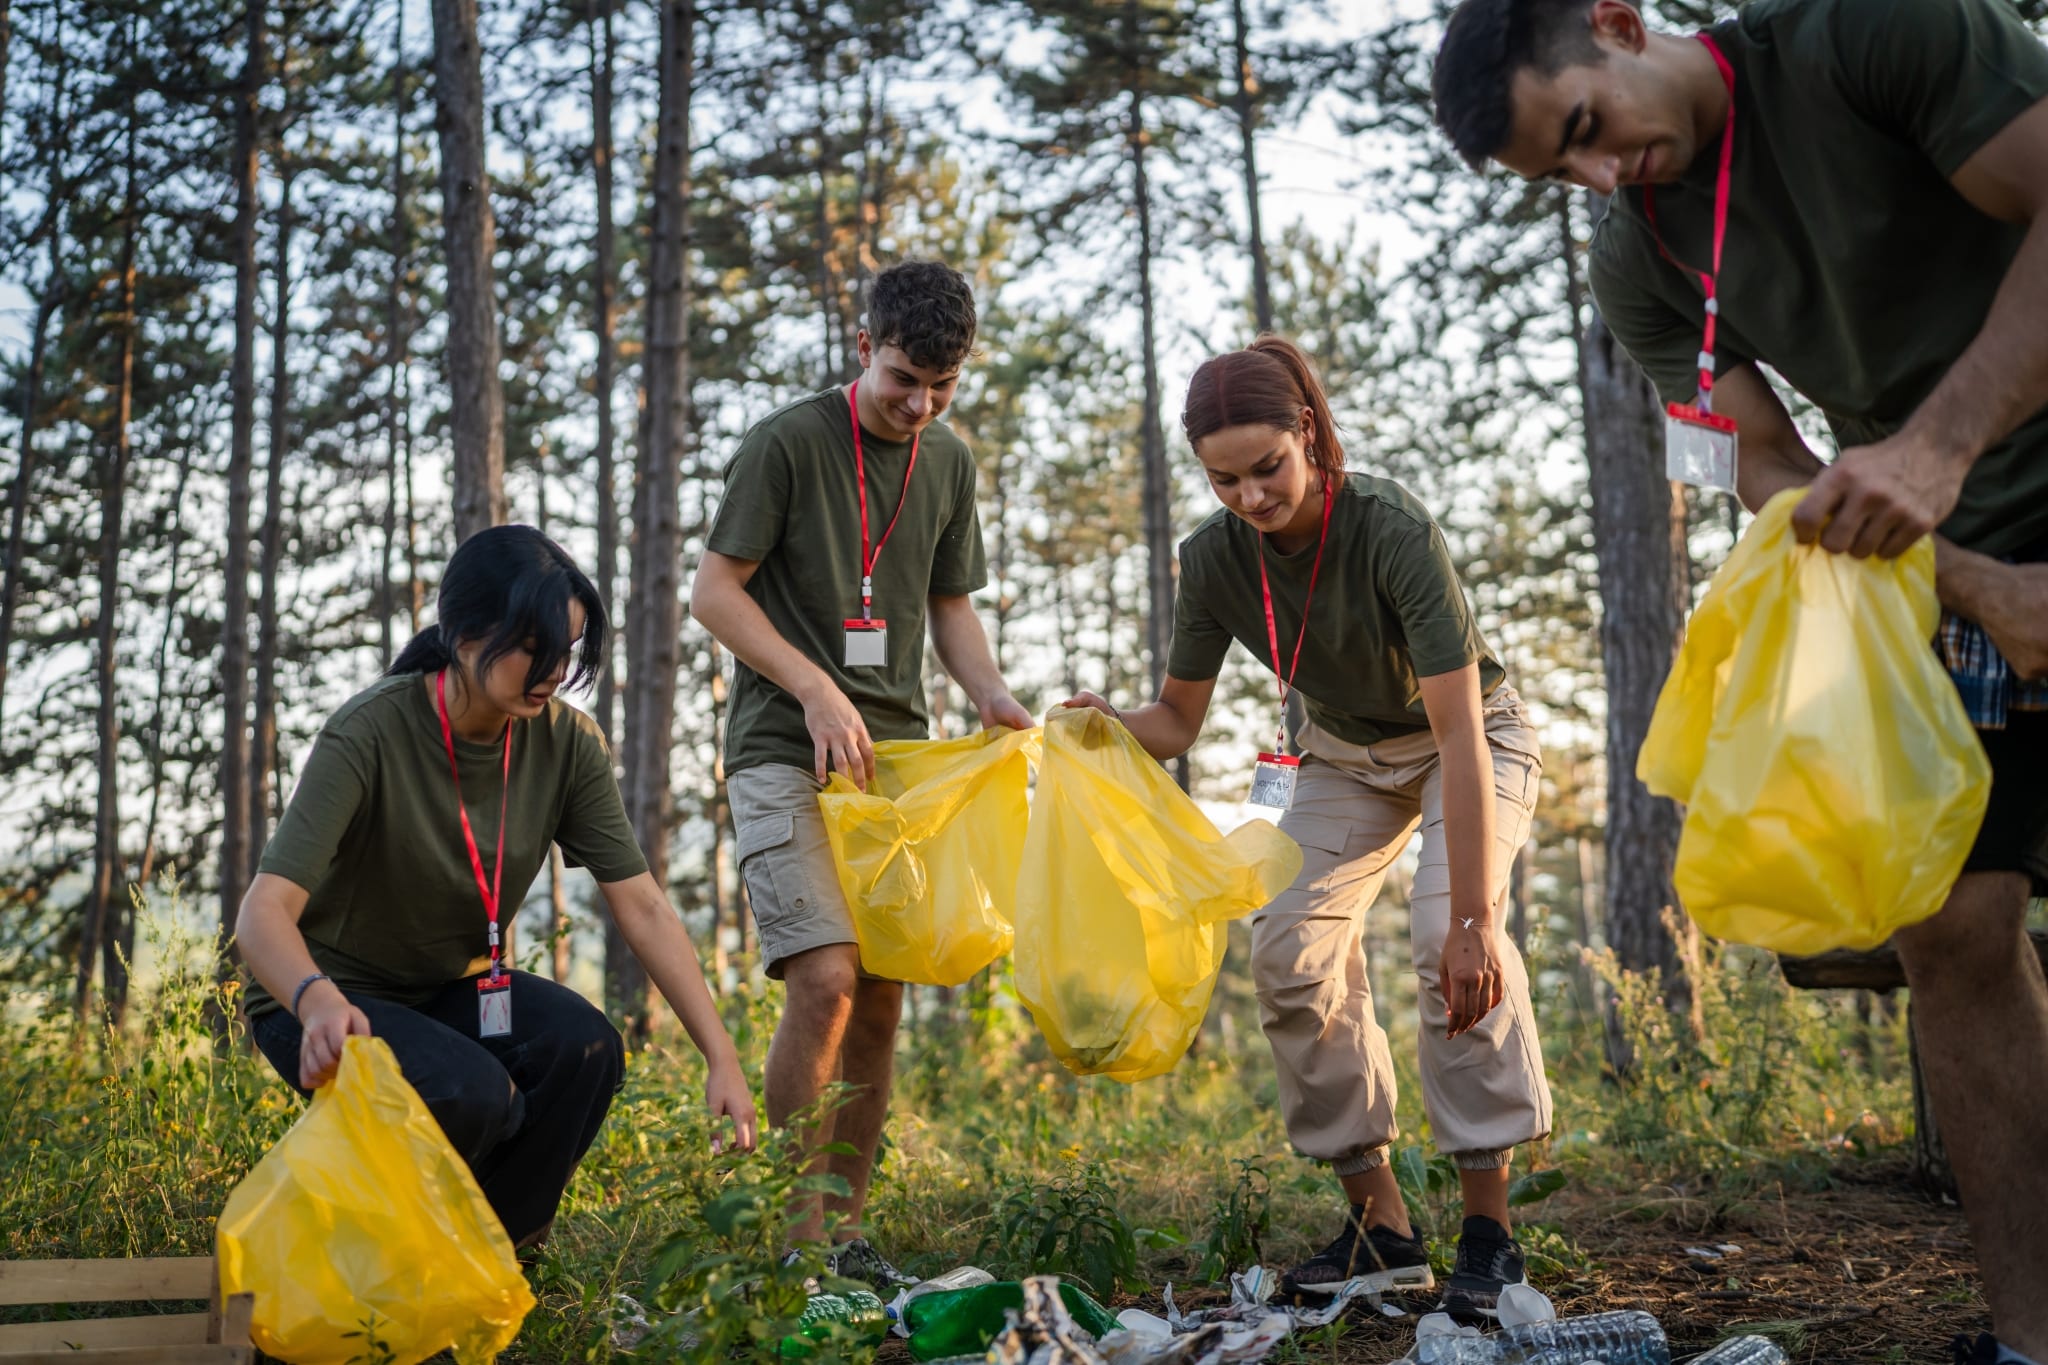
[882,1161,1988,1365]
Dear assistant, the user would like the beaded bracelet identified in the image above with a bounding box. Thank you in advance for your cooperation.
[290,972,331,1020]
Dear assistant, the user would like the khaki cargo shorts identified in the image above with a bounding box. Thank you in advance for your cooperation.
[727,762,887,981]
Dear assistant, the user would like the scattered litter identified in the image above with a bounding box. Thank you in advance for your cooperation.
[1682,1244,1744,1260]
[1495,1284,1558,1329]
[1688,1335,1789,1364]
[1408,1308,1670,1364]
[609,1292,655,1351]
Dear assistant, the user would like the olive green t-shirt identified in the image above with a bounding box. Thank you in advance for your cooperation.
[1166,472,1506,746]
[246,673,648,1017]
[705,388,989,775]
[1589,0,2048,558]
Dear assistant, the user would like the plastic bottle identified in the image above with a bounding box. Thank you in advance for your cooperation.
[905,1266,999,1301]
[1688,1338,1789,1365]
[903,1281,1120,1362]
[778,1289,890,1358]
[1411,1309,1671,1365]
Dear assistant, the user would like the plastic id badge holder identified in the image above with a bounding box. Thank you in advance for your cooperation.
[477,974,512,1037]
[1248,752,1301,810]
[843,619,888,668]
[1665,402,1738,493]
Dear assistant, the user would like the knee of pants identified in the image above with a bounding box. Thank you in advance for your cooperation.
[1253,970,1346,1042]
[418,1061,526,1162]
[544,1001,628,1095]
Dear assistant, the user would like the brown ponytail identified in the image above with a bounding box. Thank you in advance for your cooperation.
[1181,333,1346,486]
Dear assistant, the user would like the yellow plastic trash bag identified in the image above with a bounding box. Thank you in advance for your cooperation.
[1638,489,1990,955]
[217,1035,535,1365]
[1013,707,1303,1082]
[818,726,1041,986]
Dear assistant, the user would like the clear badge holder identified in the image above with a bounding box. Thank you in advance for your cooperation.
[1665,402,1738,493]
[477,973,512,1037]
[1247,752,1300,811]
[843,619,888,668]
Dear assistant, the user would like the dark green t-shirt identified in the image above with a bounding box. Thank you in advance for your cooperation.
[705,388,989,775]
[1166,472,1506,746]
[247,673,648,1016]
[1589,0,2048,558]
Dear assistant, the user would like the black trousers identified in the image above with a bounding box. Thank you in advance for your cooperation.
[252,970,624,1246]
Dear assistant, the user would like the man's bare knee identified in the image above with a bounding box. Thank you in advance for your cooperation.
[1896,872,2032,989]
[781,944,862,1014]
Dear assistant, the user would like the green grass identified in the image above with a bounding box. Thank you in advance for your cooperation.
[0,890,1923,1362]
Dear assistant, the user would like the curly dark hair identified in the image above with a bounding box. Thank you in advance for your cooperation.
[863,260,979,373]
[1433,0,1607,171]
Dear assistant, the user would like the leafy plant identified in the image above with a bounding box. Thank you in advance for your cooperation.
[1195,1156,1273,1282]
[980,1156,1142,1298]
[635,1089,875,1363]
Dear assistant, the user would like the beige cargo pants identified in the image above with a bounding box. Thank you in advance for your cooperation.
[1252,684,1553,1175]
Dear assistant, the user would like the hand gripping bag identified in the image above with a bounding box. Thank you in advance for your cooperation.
[818,726,1041,986]
[217,1034,535,1364]
[1013,707,1303,1082]
[1637,489,1990,955]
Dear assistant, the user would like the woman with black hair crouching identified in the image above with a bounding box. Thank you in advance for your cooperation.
[237,525,756,1251]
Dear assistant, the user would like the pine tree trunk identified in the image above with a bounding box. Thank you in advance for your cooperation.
[0,1,10,164]
[1229,0,1272,334]
[380,4,409,667]
[590,0,620,745]
[251,162,293,879]
[616,0,694,1034]
[139,450,195,890]
[1124,0,1182,786]
[430,0,507,543]
[218,0,265,980]
[549,845,572,983]
[85,106,141,1024]
[1567,193,1688,1069]
[709,636,734,980]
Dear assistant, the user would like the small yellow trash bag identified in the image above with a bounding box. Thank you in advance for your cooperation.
[1013,707,1302,1082]
[217,1035,535,1365]
[1638,489,1990,955]
[818,726,1041,986]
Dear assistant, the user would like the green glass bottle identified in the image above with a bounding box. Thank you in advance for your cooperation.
[902,1281,1119,1362]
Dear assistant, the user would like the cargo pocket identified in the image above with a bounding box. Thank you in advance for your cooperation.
[735,811,818,931]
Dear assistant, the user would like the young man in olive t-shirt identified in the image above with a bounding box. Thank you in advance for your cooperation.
[1433,1,2048,1360]
[689,261,1030,1285]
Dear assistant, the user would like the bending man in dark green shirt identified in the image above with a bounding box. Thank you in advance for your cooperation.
[238,526,755,1251]
[1433,1,2048,1359]
[1064,337,1553,1324]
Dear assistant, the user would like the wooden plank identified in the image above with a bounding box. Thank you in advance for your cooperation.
[212,1294,251,1348]
[0,1259,214,1307]
[0,1312,212,1351]
[0,1348,249,1364]
[1779,928,2048,991]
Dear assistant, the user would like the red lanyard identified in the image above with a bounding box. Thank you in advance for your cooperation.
[1257,480,1336,752]
[1642,32,1736,409]
[847,381,921,621]
[435,669,512,980]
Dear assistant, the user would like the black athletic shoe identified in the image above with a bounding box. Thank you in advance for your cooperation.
[1955,1334,2042,1365]
[1280,1205,1435,1300]
[827,1236,918,1290]
[1437,1214,1528,1323]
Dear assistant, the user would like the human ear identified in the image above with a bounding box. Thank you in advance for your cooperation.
[1589,0,1647,56]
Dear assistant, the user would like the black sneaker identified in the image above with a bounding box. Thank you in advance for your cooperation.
[1280,1205,1435,1300]
[1955,1334,2043,1365]
[1438,1215,1528,1322]
[827,1236,918,1290]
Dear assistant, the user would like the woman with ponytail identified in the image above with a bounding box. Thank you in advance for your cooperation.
[1064,337,1551,1321]
[236,525,755,1252]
